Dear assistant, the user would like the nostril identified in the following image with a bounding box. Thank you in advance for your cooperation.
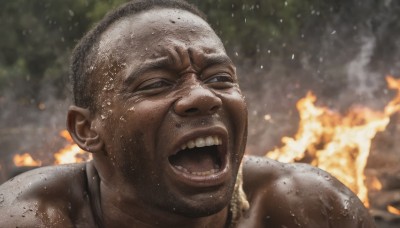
[210,105,219,113]
[185,108,198,114]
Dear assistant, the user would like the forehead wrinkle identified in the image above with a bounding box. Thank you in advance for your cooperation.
[164,45,192,73]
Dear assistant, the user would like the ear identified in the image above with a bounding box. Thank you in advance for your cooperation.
[67,106,104,153]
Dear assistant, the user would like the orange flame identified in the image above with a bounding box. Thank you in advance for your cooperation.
[54,130,91,164]
[370,176,383,191]
[387,205,400,215]
[13,153,42,167]
[13,130,91,167]
[266,76,400,207]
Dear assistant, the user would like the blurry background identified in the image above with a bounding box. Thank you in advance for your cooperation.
[1,0,400,226]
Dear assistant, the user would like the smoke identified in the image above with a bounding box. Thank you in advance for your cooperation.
[240,0,400,155]
[346,36,379,98]
[0,80,70,182]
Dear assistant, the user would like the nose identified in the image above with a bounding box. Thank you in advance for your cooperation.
[174,85,222,116]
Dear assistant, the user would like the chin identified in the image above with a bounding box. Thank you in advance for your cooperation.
[165,180,236,218]
[173,195,230,218]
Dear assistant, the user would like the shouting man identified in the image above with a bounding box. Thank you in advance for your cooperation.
[0,0,376,227]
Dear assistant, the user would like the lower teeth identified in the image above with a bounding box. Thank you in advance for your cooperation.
[174,165,219,176]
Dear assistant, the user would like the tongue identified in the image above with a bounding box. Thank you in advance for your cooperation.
[169,147,219,173]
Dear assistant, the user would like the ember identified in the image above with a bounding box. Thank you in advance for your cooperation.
[370,176,383,191]
[387,205,400,216]
[266,76,400,209]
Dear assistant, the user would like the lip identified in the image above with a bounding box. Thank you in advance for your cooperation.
[166,126,230,187]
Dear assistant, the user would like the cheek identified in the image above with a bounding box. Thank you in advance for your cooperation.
[220,89,248,124]
[110,100,173,149]
[122,100,171,126]
[219,89,248,153]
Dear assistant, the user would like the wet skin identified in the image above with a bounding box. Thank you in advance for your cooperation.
[0,8,375,228]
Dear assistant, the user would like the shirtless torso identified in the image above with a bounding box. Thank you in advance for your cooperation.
[0,156,375,227]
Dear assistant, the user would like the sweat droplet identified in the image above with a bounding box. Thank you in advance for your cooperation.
[128,106,135,112]
[101,115,106,120]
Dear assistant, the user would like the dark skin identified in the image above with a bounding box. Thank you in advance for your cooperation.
[0,8,375,228]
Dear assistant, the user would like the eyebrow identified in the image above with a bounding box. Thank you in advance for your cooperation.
[198,54,236,76]
[196,53,234,70]
[123,53,235,85]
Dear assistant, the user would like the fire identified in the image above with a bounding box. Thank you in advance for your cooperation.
[13,153,42,167]
[54,130,91,164]
[266,76,400,208]
[12,130,91,167]
[370,176,383,191]
[387,205,400,216]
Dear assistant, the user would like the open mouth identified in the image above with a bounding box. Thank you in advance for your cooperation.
[168,136,224,177]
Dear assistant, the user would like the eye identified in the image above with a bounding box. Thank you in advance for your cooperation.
[205,73,235,88]
[136,78,172,92]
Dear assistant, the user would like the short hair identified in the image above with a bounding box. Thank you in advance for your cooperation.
[70,0,206,111]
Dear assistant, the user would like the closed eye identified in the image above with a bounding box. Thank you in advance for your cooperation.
[137,78,173,92]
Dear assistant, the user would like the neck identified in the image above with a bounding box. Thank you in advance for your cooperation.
[99,180,229,228]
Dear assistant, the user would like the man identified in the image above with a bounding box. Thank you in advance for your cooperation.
[0,0,375,227]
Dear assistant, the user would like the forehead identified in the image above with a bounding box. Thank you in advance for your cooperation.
[96,8,225,62]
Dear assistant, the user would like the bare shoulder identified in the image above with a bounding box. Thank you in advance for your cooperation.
[239,155,376,228]
[0,163,94,227]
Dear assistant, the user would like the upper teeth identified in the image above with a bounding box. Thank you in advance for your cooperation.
[181,136,222,150]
